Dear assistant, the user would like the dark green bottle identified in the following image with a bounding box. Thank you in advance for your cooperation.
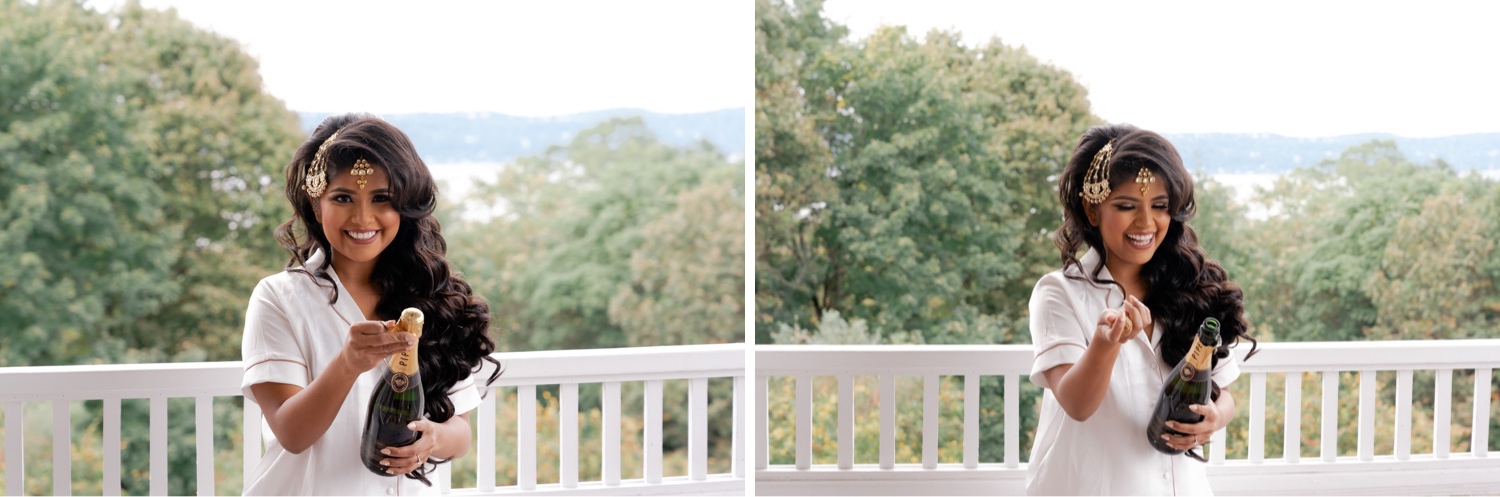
[361,308,425,476]
[1146,317,1221,455]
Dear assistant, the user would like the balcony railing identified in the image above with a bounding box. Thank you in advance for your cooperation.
[0,343,746,496]
[755,340,1500,496]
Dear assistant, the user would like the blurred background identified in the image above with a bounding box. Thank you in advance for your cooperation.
[0,0,747,493]
[757,0,1500,471]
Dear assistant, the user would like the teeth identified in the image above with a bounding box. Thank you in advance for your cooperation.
[347,230,377,240]
[1127,234,1153,243]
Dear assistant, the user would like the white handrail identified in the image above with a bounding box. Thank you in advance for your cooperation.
[756,340,1500,496]
[0,343,745,496]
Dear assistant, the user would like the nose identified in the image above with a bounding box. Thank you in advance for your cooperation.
[351,200,373,225]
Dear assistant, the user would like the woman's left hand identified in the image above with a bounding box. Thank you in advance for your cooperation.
[1161,404,1221,452]
[380,419,442,475]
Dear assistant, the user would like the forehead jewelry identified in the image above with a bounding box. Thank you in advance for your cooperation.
[1080,140,1114,204]
[304,130,339,198]
[351,158,375,189]
[1136,166,1155,196]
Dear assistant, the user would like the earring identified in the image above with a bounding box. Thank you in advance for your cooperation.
[1135,166,1155,196]
[351,158,375,189]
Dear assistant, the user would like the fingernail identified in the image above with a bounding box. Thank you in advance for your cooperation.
[380,460,390,467]
[1160,435,1168,440]
[407,423,416,430]
[382,449,392,456]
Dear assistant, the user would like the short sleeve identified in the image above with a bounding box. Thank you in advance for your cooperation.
[446,372,483,415]
[240,278,310,405]
[1211,350,1242,387]
[1028,273,1088,390]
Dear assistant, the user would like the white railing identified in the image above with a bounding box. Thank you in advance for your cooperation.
[755,341,1500,496]
[0,343,746,496]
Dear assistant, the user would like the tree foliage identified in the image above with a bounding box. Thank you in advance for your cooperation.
[444,117,745,351]
[754,0,1100,344]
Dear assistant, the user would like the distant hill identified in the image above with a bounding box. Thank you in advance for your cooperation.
[1165,133,1500,174]
[298,108,745,164]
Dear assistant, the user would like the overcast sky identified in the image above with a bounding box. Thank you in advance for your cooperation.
[823,0,1500,138]
[87,0,749,117]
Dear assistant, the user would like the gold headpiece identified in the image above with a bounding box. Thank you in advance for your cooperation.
[304,130,339,198]
[351,158,375,189]
[1080,140,1114,204]
[1136,166,1155,196]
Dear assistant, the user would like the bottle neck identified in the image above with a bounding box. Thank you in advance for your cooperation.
[1185,334,1215,372]
[390,345,419,375]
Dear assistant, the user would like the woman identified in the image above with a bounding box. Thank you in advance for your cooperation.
[240,113,500,495]
[1026,123,1256,495]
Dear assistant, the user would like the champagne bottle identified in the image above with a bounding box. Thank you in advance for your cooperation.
[1146,317,1221,456]
[361,308,425,476]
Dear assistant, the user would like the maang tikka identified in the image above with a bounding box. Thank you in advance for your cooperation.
[1136,166,1155,196]
[351,158,375,189]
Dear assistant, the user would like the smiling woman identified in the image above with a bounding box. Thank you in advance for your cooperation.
[1026,123,1259,495]
[241,113,502,495]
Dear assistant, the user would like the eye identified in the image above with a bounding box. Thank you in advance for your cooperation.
[373,194,392,203]
[331,194,352,203]
[1153,203,1168,210]
[1114,203,1135,211]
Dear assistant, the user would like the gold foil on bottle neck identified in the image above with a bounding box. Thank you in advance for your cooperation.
[390,308,424,376]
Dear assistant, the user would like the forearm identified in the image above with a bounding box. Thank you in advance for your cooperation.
[432,413,472,460]
[1212,385,1237,431]
[268,360,362,454]
[1053,339,1122,421]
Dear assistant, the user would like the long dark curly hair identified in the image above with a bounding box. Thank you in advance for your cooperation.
[1054,123,1258,390]
[273,113,501,485]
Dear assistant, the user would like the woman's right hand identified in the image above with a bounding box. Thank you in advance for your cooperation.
[338,320,416,373]
[1094,295,1151,345]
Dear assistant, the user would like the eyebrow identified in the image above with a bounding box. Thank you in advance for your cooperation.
[327,187,391,195]
[1113,194,1170,202]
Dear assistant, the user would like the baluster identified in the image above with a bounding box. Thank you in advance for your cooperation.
[1284,371,1301,463]
[733,376,745,478]
[922,375,938,469]
[195,396,213,496]
[1473,368,1492,458]
[435,459,451,494]
[794,374,810,470]
[5,401,23,497]
[1358,370,1375,462]
[645,380,663,484]
[1004,375,1019,468]
[105,398,121,496]
[477,386,496,491]
[754,376,768,471]
[603,381,622,485]
[561,383,579,488]
[242,400,261,488]
[1395,370,1412,461]
[689,378,708,481]
[150,396,167,496]
[518,385,536,490]
[837,374,852,470]
[880,375,894,470]
[1321,371,1338,462]
[1249,372,1265,463]
[1435,369,1452,458]
[54,400,71,496]
[963,374,978,469]
[1210,426,1226,464]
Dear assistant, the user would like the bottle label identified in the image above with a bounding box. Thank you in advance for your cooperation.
[1180,337,1215,381]
[390,349,418,376]
[391,372,411,393]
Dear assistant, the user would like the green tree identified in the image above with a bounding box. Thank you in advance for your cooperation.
[753,0,843,343]
[754,0,1099,344]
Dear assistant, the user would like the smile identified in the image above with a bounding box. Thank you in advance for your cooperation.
[1126,233,1154,249]
[346,230,379,244]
